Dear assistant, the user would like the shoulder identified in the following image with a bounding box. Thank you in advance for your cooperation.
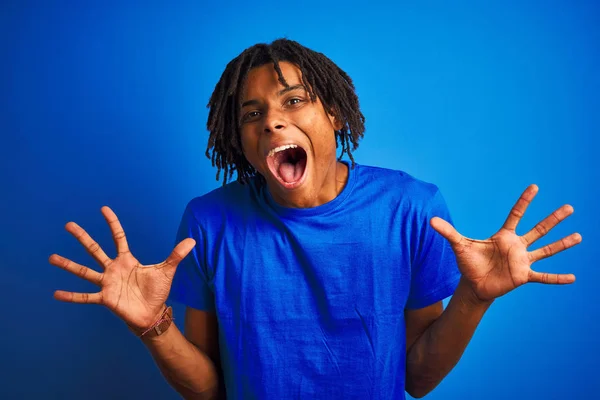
[184,177,261,224]
[187,179,250,208]
[354,163,441,205]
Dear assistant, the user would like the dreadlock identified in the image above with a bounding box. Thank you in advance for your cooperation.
[205,38,366,185]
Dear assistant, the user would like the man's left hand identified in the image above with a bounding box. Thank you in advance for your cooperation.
[431,184,582,303]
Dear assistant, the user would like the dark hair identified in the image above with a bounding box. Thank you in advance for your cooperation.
[205,38,366,185]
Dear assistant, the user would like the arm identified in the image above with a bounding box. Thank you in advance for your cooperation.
[405,184,580,398]
[49,206,225,400]
[142,308,221,400]
[404,278,492,398]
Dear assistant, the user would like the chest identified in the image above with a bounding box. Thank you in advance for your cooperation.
[207,211,414,322]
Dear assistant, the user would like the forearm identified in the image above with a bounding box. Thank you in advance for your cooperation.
[405,277,493,398]
[141,323,220,399]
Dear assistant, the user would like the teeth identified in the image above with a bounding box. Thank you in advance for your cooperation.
[268,144,298,157]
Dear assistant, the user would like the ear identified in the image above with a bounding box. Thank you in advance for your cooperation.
[327,110,344,131]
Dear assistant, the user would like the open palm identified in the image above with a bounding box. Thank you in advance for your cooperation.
[50,206,195,330]
[431,185,581,302]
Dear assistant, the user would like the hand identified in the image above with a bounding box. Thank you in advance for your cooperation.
[50,206,195,330]
[431,185,581,302]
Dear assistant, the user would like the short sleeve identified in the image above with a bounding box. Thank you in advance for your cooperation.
[405,188,461,310]
[168,202,216,312]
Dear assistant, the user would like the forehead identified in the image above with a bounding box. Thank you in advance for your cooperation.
[241,61,303,99]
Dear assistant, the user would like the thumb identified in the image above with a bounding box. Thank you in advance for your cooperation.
[430,217,463,246]
[163,238,196,272]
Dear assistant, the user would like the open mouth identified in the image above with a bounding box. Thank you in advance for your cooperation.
[266,144,308,189]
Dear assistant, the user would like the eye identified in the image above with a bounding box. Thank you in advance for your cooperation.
[242,111,261,122]
[287,98,303,106]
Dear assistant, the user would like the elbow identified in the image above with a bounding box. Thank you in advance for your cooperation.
[405,373,438,398]
[405,384,431,399]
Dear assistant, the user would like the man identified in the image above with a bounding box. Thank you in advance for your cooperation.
[50,39,581,399]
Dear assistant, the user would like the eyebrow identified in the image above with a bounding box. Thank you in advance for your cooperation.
[241,84,306,108]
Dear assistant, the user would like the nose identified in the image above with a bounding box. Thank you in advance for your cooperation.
[263,109,287,134]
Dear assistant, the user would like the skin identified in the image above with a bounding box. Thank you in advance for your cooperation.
[50,61,582,399]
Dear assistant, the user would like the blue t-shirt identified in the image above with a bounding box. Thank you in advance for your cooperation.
[169,162,460,399]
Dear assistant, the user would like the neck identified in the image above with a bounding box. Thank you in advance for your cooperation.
[269,161,349,209]
[314,160,349,206]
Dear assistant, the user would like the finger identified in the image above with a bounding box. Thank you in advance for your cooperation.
[53,290,103,304]
[65,221,113,269]
[100,206,130,255]
[430,217,463,247]
[528,232,582,262]
[522,204,574,245]
[160,238,197,272]
[502,184,538,231]
[49,254,103,285]
[528,270,576,285]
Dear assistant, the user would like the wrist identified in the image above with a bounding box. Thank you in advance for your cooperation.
[127,304,174,339]
[457,277,494,309]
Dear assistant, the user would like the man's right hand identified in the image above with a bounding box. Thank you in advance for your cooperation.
[49,206,195,332]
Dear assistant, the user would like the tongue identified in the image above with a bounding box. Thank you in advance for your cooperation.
[278,162,301,183]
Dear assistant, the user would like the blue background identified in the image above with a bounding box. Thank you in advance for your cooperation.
[1,1,598,399]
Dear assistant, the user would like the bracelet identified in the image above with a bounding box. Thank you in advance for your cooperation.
[130,305,174,338]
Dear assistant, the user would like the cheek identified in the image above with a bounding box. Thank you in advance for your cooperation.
[314,113,338,150]
[240,133,250,153]
[240,130,261,166]
[301,110,328,138]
